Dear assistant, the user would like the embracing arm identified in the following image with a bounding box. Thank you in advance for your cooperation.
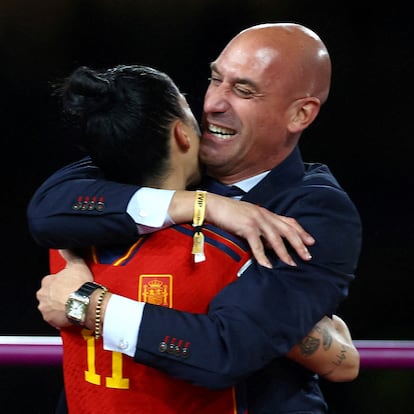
[33,161,361,388]
[36,182,361,389]
[27,157,140,248]
[37,251,358,386]
[35,180,361,390]
[130,185,361,387]
[27,158,314,266]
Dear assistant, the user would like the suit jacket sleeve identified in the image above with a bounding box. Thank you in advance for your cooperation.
[27,157,140,248]
[132,181,362,389]
[28,154,362,390]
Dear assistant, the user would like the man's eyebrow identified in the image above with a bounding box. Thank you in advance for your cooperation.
[209,62,257,88]
[209,62,219,73]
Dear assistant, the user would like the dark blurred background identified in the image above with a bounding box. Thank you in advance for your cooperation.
[1,0,413,412]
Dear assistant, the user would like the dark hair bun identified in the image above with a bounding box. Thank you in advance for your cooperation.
[62,66,112,117]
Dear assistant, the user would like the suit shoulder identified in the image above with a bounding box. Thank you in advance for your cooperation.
[303,162,343,190]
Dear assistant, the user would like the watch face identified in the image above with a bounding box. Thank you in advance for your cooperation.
[67,298,85,318]
[66,295,89,324]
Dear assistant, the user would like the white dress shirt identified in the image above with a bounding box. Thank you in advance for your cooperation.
[103,173,269,355]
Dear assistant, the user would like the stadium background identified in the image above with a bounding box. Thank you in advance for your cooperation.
[1,1,412,412]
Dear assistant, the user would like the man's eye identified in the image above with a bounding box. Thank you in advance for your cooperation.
[234,86,254,98]
[208,77,221,84]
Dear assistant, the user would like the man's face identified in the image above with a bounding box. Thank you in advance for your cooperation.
[199,35,294,183]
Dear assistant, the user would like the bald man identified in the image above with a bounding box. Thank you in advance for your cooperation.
[29,23,362,412]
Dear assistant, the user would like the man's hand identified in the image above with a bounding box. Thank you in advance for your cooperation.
[36,249,93,329]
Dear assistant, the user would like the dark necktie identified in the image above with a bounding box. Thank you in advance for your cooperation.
[203,177,246,198]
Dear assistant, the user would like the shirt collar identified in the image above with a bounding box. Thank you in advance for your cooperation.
[233,171,270,193]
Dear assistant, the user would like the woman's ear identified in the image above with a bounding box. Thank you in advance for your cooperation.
[287,97,320,133]
[173,120,191,151]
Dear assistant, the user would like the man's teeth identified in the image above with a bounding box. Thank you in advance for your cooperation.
[208,124,236,137]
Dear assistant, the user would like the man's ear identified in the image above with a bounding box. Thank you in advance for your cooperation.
[287,97,320,133]
[173,120,191,151]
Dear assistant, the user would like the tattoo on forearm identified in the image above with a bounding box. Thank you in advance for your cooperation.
[320,344,348,378]
[332,344,347,367]
[299,335,320,356]
[322,326,333,350]
[299,323,328,356]
[299,323,349,377]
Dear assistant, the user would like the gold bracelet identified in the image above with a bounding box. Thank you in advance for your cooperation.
[95,287,108,340]
[192,190,207,263]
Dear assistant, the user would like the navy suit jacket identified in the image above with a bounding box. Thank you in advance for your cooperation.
[27,147,362,413]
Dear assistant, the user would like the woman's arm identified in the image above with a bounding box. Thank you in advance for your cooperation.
[27,159,314,266]
[287,315,360,382]
[170,190,315,267]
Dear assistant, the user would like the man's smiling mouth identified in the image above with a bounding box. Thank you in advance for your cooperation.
[207,123,236,139]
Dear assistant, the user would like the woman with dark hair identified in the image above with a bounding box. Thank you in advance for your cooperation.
[37,63,359,413]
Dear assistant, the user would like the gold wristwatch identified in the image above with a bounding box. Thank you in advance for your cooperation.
[65,282,103,325]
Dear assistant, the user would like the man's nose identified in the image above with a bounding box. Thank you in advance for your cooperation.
[203,86,230,113]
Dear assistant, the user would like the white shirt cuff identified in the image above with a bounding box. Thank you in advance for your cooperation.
[102,294,145,357]
[127,187,175,231]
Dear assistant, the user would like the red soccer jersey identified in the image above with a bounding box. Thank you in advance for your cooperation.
[50,223,251,414]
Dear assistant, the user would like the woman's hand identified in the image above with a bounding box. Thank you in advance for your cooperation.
[169,190,315,268]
